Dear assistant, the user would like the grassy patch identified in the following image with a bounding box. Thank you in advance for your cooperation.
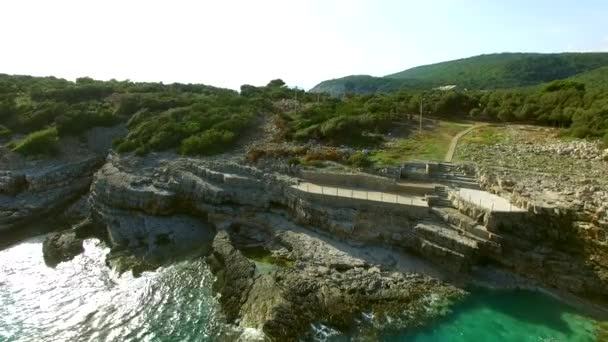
[12,127,59,156]
[458,125,508,145]
[369,120,471,165]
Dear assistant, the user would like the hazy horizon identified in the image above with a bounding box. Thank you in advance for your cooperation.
[2,0,607,90]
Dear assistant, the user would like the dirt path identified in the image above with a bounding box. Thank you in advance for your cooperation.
[444,123,488,162]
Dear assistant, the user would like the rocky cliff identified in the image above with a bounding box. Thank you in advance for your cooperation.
[3,135,608,338]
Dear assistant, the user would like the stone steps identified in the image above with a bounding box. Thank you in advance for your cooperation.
[433,186,454,208]
[414,222,479,256]
[416,237,469,272]
[449,179,481,190]
[430,207,502,255]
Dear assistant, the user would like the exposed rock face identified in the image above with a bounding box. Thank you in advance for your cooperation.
[452,126,608,305]
[471,168,608,303]
[206,231,256,322]
[0,156,104,232]
[42,230,84,267]
[206,222,464,341]
[0,127,126,233]
[80,153,466,339]
[5,124,607,338]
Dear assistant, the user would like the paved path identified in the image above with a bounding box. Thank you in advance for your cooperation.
[444,123,488,162]
[458,188,526,212]
[293,182,428,207]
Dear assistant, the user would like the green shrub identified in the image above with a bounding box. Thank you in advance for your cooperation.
[603,132,608,147]
[346,152,372,168]
[135,145,149,156]
[115,139,139,153]
[0,125,11,139]
[12,127,58,155]
[55,107,119,136]
[570,126,590,138]
[180,129,235,156]
[112,137,125,148]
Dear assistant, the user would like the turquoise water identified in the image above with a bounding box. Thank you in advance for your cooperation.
[0,236,601,341]
[382,288,599,342]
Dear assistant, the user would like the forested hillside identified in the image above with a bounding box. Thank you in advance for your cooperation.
[567,66,608,90]
[311,52,608,95]
[309,75,434,97]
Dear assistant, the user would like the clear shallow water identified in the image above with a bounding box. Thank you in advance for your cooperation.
[0,236,601,341]
[381,288,599,342]
[0,237,225,342]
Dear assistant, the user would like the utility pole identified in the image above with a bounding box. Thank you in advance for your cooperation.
[419,95,423,134]
[294,87,298,115]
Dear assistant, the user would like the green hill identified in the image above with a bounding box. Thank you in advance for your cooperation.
[310,75,434,97]
[311,52,608,95]
[566,65,608,89]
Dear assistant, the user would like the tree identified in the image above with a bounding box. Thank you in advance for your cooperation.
[267,79,286,88]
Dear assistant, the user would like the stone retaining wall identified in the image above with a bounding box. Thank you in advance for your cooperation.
[288,186,430,220]
[300,170,398,191]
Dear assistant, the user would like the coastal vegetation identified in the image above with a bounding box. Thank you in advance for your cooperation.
[2,53,608,160]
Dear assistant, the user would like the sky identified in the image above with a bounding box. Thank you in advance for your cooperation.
[1,0,607,90]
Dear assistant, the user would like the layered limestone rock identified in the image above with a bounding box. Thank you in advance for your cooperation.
[207,226,464,341]
[0,155,103,232]
[0,126,125,233]
[88,153,480,274]
[459,166,608,304]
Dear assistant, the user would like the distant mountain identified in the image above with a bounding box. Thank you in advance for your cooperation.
[311,52,608,95]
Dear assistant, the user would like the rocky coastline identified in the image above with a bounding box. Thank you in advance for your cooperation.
[2,128,608,339]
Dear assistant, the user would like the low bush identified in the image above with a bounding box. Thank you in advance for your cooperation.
[0,125,11,139]
[12,127,58,155]
[180,129,235,156]
[55,106,119,136]
[302,148,345,163]
[346,152,372,168]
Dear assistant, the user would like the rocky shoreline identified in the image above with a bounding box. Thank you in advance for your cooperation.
[2,126,608,339]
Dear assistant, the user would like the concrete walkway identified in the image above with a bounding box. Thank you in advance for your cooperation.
[444,123,488,162]
[293,182,428,207]
[458,188,526,212]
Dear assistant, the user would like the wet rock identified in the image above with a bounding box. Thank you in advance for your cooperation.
[207,231,256,322]
[42,230,84,267]
[206,225,465,341]
[0,171,27,195]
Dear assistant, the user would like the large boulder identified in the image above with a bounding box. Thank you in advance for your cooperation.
[42,230,84,267]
